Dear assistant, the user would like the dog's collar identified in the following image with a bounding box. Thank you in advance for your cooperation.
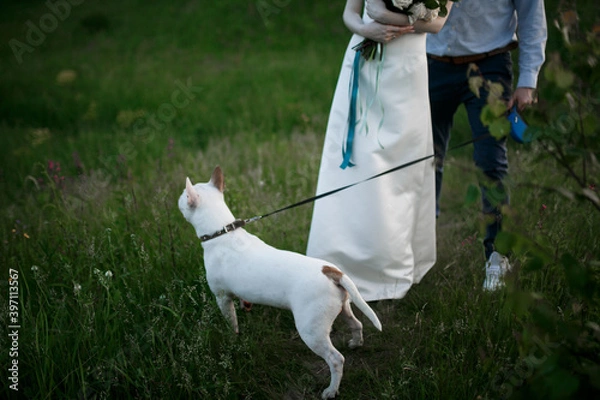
[200,219,246,242]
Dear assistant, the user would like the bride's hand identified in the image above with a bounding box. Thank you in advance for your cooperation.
[362,21,414,43]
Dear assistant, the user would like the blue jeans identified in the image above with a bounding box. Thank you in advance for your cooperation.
[428,52,512,260]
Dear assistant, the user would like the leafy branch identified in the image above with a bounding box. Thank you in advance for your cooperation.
[467,6,600,399]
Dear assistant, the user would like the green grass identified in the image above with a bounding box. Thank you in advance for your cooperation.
[1,1,599,399]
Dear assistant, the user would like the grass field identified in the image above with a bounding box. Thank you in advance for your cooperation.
[1,1,599,399]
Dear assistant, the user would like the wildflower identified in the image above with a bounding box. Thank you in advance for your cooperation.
[73,283,82,295]
[47,160,66,188]
[31,265,39,272]
[12,220,29,238]
[94,268,112,290]
[460,233,477,247]
[167,137,175,158]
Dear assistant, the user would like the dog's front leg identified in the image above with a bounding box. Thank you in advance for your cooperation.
[216,294,239,334]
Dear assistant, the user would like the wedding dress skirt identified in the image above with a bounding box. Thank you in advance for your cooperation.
[306,30,436,301]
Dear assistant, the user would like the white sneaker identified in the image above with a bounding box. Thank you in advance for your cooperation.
[483,251,511,291]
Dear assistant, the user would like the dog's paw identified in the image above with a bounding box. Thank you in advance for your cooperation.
[347,338,364,349]
[321,387,338,399]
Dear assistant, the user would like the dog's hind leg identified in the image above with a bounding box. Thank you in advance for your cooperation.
[296,318,344,399]
[341,300,364,348]
[216,294,239,334]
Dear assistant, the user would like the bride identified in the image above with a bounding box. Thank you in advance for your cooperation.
[306,0,453,301]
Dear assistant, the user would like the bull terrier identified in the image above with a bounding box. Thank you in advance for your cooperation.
[178,166,382,399]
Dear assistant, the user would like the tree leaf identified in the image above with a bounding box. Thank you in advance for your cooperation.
[488,82,505,99]
[480,104,496,126]
[489,118,510,139]
[544,55,576,89]
[468,76,484,98]
[464,184,479,206]
[494,231,516,254]
[423,0,439,9]
[524,255,546,272]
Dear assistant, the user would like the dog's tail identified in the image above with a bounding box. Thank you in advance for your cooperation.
[322,266,382,331]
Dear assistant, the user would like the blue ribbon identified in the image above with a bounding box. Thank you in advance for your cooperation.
[340,50,362,169]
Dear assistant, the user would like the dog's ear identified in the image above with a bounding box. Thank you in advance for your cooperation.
[185,177,200,208]
[210,166,225,193]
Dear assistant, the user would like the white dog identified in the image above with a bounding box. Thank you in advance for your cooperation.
[178,166,382,399]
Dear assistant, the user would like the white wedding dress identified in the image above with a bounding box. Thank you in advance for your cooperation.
[306,21,436,301]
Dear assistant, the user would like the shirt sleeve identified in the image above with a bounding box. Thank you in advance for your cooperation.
[514,0,548,88]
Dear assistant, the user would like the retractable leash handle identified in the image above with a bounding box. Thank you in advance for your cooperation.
[508,105,531,144]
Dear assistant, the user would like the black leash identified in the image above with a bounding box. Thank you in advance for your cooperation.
[249,153,433,223]
[200,134,490,242]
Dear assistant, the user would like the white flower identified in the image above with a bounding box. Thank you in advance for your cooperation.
[31,265,39,272]
[423,7,439,22]
[105,270,113,279]
[73,283,82,295]
[408,3,427,21]
[408,3,439,24]
[392,0,414,10]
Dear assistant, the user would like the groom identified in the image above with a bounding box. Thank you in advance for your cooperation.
[425,0,547,289]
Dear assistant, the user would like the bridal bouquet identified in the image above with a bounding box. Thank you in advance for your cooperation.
[354,0,453,60]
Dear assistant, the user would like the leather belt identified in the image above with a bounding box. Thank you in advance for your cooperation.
[427,41,518,65]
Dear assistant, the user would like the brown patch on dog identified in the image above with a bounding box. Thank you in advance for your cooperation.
[322,266,349,306]
[322,265,344,284]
